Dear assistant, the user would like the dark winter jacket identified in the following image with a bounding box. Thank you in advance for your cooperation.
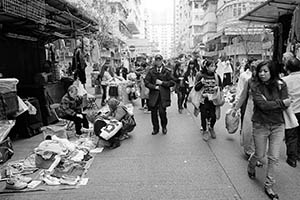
[173,68,188,93]
[249,79,288,124]
[57,93,83,118]
[145,65,175,108]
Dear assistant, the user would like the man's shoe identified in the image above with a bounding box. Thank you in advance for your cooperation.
[162,128,167,134]
[247,164,256,179]
[264,187,279,200]
[152,130,159,135]
[209,127,216,139]
[286,158,297,168]
[202,131,209,141]
[109,141,121,149]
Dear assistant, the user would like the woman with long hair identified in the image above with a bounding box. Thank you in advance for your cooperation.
[173,62,188,113]
[194,59,222,141]
[183,60,198,108]
[247,61,290,200]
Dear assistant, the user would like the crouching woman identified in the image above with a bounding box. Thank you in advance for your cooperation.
[94,98,136,149]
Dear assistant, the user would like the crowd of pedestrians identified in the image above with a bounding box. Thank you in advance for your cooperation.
[73,52,300,200]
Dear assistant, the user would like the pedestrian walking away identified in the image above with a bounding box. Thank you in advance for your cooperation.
[282,57,300,168]
[145,54,175,135]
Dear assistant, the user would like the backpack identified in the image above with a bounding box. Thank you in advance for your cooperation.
[121,106,136,133]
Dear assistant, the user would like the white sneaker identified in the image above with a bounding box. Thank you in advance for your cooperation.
[6,178,27,190]
[14,174,32,183]
[43,175,60,185]
[202,131,209,141]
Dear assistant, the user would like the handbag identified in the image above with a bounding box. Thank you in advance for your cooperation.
[0,137,14,164]
[283,107,299,129]
[121,106,136,133]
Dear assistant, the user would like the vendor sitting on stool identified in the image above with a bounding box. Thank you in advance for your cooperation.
[57,85,89,135]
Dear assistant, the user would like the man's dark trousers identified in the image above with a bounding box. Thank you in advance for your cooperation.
[150,96,167,132]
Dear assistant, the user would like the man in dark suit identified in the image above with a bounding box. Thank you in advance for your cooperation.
[145,54,175,135]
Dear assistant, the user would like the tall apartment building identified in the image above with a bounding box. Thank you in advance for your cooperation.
[149,23,174,59]
[204,0,266,60]
[175,0,191,55]
[126,0,142,35]
[175,0,206,56]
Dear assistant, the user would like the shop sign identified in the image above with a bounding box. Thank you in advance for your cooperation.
[129,45,135,52]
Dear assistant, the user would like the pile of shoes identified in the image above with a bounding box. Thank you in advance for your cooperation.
[59,175,80,185]
[41,173,60,186]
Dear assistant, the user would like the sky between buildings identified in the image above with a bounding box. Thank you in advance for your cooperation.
[142,0,174,24]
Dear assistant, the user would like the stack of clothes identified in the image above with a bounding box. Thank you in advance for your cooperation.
[0,134,99,192]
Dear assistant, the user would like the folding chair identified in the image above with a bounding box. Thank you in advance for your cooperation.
[85,93,99,110]
[49,103,74,130]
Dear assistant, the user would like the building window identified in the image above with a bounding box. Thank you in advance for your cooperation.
[111,6,116,14]
[195,2,199,9]
[243,4,246,11]
[238,3,241,16]
[233,4,237,16]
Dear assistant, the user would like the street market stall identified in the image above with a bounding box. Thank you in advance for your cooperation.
[0,0,100,192]
[240,0,300,63]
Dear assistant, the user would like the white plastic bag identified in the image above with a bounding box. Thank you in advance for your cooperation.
[188,87,202,108]
[225,109,240,134]
[73,79,87,96]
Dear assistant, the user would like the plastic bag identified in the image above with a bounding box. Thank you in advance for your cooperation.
[188,87,202,108]
[73,79,87,96]
[225,109,240,134]
[211,87,225,106]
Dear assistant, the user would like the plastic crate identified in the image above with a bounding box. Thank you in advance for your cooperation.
[0,78,18,93]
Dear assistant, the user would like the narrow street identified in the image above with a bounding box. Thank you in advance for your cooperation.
[2,77,300,199]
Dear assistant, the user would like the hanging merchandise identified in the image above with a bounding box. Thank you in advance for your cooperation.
[91,39,100,64]
[294,6,300,42]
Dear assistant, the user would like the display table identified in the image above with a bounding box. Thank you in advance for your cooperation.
[0,120,15,143]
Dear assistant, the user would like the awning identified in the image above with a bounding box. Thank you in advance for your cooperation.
[240,0,300,23]
[0,0,98,41]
